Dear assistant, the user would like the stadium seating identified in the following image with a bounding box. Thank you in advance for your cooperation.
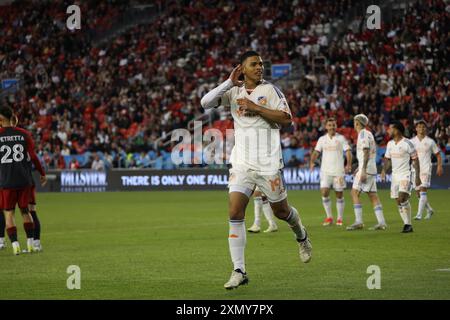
[0,0,448,169]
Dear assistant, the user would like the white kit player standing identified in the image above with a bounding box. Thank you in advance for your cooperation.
[201,51,312,290]
[347,114,387,231]
[381,121,421,233]
[310,118,352,226]
[411,120,444,220]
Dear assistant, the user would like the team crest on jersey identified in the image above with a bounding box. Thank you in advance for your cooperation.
[257,96,267,105]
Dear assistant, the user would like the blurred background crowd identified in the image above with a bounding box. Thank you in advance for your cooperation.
[1,0,448,170]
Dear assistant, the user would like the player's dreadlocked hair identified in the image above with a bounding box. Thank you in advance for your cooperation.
[0,106,13,120]
[11,114,18,127]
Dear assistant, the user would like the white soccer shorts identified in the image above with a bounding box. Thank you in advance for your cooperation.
[352,170,377,193]
[390,173,413,199]
[228,168,287,203]
[412,169,432,190]
[320,173,345,192]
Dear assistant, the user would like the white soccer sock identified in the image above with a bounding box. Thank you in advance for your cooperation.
[285,207,306,241]
[336,198,345,220]
[353,204,363,224]
[400,201,412,225]
[425,201,433,212]
[322,197,333,219]
[262,200,277,227]
[417,192,427,217]
[0,237,4,244]
[373,204,386,225]
[228,220,246,273]
[253,197,262,227]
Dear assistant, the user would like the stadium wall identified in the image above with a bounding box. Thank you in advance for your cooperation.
[35,167,450,193]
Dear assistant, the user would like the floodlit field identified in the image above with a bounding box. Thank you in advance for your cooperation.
[1,190,449,299]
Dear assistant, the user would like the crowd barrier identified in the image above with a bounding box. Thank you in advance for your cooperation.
[35,167,450,193]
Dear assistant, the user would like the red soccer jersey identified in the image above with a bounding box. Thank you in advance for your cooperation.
[0,127,45,189]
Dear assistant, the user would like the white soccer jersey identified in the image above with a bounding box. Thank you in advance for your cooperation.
[314,133,350,176]
[385,138,417,176]
[411,136,440,174]
[356,129,377,175]
[221,80,292,173]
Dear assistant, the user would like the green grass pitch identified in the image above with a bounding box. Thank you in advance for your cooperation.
[1,190,449,300]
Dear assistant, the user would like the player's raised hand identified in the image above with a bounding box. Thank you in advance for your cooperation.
[40,175,47,187]
[229,65,243,87]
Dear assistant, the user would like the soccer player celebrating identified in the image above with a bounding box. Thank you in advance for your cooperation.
[411,120,444,220]
[247,187,278,233]
[310,118,352,226]
[381,121,421,233]
[201,51,312,290]
[347,114,387,231]
[0,106,47,254]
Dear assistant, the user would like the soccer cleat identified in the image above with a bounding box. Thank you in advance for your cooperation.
[425,210,434,220]
[224,269,249,290]
[247,224,261,233]
[401,224,413,233]
[414,215,422,220]
[26,239,34,253]
[12,241,21,255]
[336,218,343,226]
[263,224,278,233]
[33,240,43,252]
[298,229,312,263]
[322,217,333,226]
[0,239,6,250]
[346,222,364,231]
[369,223,387,231]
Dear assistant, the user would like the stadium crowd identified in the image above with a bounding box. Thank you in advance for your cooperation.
[0,0,448,170]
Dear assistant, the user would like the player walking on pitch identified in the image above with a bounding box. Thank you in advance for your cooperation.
[411,120,443,220]
[0,106,47,254]
[381,121,421,233]
[347,114,387,231]
[310,118,352,226]
[201,51,312,290]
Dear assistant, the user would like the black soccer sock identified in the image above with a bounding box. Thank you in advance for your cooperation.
[30,211,41,240]
[6,227,18,242]
[0,211,5,238]
[23,222,35,239]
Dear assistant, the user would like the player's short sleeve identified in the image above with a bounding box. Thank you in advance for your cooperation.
[359,131,369,149]
[430,139,440,154]
[384,142,391,159]
[314,137,323,153]
[406,140,417,159]
[267,85,292,116]
[341,135,351,152]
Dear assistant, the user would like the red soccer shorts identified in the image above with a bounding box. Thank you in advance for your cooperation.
[2,186,32,210]
[29,185,36,205]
